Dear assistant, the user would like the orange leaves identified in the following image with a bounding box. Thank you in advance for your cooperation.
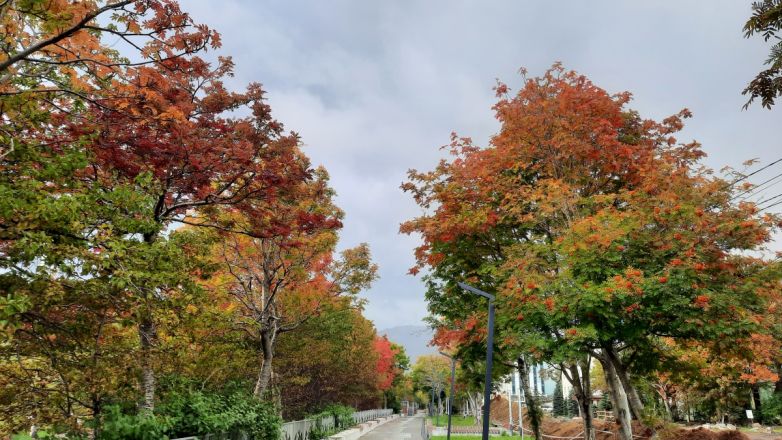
[693,295,710,308]
[464,315,479,332]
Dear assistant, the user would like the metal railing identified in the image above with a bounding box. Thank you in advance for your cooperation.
[281,409,391,440]
[421,415,429,440]
[352,409,393,425]
[172,408,393,440]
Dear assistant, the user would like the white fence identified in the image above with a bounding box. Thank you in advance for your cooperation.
[351,409,393,425]
[281,408,393,440]
[172,408,393,440]
[281,413,335,440]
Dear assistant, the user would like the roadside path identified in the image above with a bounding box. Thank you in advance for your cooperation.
[358,414,425,439]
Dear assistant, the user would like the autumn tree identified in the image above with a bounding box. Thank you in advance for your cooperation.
[403,64,782,440]
[2,2,385,434]
[412,355,452,416]
[0,0,248,415]
[212,202,378,398]
[273,303,384,419]
[743,0,782,108]
[67,30,315,413]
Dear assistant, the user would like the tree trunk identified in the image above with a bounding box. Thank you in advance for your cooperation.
[600,355,633,440]
[253,329,276,398]
[139,232,159,412]
[655,385,672,421]
[139,317,157,412]
[533,364,539,396]
[563,360,595,440]
[604,344,645,421]
[775,364,782,393]
[519,356,543,440]
[752,384,762,423]
[468,392,480,422]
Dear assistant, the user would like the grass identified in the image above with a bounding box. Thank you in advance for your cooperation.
[739,426,782,433]
[429,436,524,439]
[428,415,479,427]
[429,435,481,440]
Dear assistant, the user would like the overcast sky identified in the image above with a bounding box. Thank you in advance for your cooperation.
[186,1,780,331]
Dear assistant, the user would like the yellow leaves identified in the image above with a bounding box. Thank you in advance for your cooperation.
[185,304,199,315]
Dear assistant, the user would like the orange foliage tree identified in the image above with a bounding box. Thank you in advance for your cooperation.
[402,64,782,439]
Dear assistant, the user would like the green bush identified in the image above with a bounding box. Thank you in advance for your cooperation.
[322,404,355,430]
[158,387,281,439]
[306,404,356,439]
[99,405,171,440]
[762,391,782,424]
[11,406,167,440]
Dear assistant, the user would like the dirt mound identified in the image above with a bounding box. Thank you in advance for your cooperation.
[489,395,750,440]
[661,427,752,440]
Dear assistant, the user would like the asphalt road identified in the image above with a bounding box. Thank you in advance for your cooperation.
[358,415,426,440]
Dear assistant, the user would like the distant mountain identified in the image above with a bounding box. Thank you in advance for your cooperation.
[380,325,437,363]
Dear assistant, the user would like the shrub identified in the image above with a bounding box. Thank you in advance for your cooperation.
[321,404,356,430]
[158,387,281,439]
[98,405,171,440]
[761,391,782,424]
[307,404,356,440]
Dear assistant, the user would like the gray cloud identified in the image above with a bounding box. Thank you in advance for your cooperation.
[186,0,780,330]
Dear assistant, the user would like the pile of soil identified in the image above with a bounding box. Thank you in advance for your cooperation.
[661,427,752,440]
[489,395,751,440]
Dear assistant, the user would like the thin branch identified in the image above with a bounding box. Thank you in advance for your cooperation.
[0,0,135,73]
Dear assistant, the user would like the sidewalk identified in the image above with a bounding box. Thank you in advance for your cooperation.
[357,414,425,440]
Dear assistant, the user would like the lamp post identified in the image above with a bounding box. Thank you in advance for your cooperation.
[457,282,495,440]
[439,351,457,440]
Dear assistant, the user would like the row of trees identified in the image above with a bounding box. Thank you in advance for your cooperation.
[402,62,782,440]
[0,1,405,437]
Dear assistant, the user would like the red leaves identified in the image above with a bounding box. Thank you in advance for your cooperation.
[374,336,398,391]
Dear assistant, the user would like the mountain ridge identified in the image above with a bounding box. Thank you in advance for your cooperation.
[380,325,437,363]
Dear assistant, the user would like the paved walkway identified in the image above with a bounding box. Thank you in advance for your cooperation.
[358,415,426,439]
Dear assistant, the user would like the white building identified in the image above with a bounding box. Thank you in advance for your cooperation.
[497,364,573,411]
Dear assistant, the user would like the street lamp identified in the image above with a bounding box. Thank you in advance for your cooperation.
[457,282,495,440]
[439,351,457,440]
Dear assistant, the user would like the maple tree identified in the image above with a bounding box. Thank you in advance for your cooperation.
[403,64,782,440]
[1,1,389,435]
[64,26,314,412]
[209,196,377,398]
[375,336,399,392]
[743,0,782,108]
[273,303,385,419]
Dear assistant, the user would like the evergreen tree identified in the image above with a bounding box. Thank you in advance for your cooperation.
[553,379,565,417]
[567,389,579,417]
[597,392,612,411]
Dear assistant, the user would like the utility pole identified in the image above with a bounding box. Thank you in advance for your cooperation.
[458,282,496,440]
[440,351,457,440]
